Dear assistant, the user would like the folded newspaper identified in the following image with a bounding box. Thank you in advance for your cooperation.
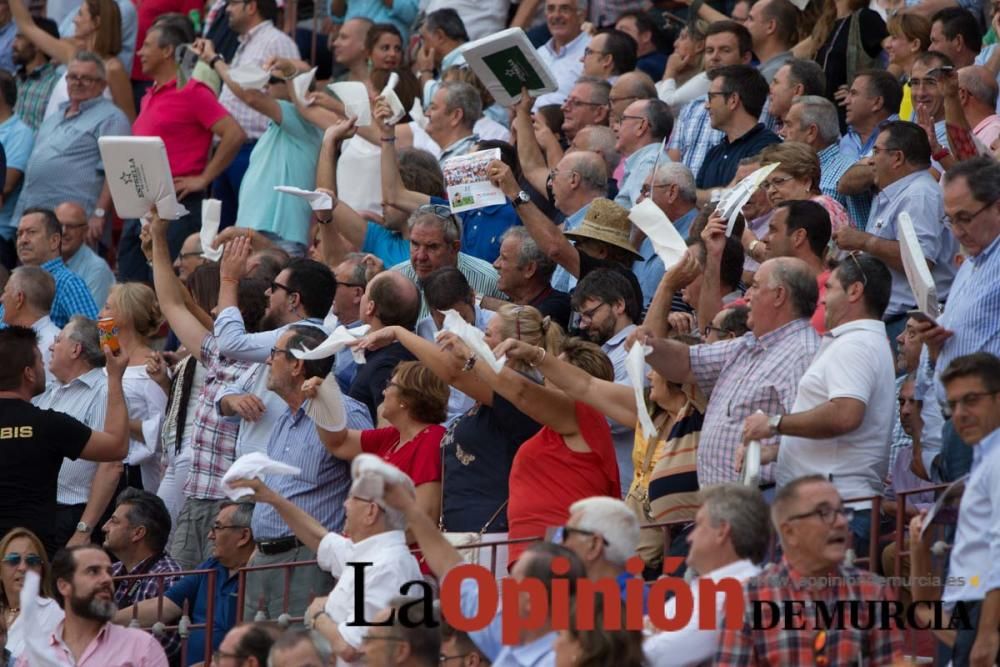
[98,136,187,220]
[897,211,941,320]
[461,27,558,107]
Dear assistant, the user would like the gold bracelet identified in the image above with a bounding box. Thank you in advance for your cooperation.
[530,347,546,367]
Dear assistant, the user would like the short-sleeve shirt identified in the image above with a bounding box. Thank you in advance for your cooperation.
[0,398,91,554]
[348,342,417,423]
[360,425,444,485]
[0,114,34,238]
[132,79,229,178]
[164,557,238,666]
[429,195,520,264]
[695,124,782,189]
[363,222,410,268]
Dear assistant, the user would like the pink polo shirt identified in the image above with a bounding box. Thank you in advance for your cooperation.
[132,79,229,178]
[17,620,168,666]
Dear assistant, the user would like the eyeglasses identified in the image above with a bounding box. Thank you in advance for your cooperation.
[639,182,672,198]
[269,280,296,295]
[554,525,610,546]
[945,391,999,414]
[703,324,730,338]
[576,301,608,324]
[440,653,472,663]
[210,523,247,533]
[945,198,999,227]
[870,144,901,157]
[66,73,102,84]
[212,649,246,662]
[268,346,294,360]
[845,251,869,289]
[582,47,607,58]
[336,281,366,289]
[786,504,854,525]
[563,97,604,110]
[706,91,732,100]
[2,554,43,567]
[761,175,795,190]
[619,114,646,124]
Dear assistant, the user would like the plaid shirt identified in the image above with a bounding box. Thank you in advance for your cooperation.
[668,96,723,181]
[716,559,904,666]
[219,21,300,139]
[112,553,184,658]
[7,257,101,328]
[818,144,871,229]
[15,62,60,132]
[690,319,819,487]
[183,335,256,500]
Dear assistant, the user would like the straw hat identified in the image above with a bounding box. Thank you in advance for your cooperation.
[564,198,641,260]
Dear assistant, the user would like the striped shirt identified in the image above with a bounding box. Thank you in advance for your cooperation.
[817,143,871,229]
[183,335,256,500]
[668,96,723,180]
[392,253,504,319]
[250,405,355,539]
[32,368,108,506]
[1,258,100,328]
[689,319,820,487]
[219,21,300,140]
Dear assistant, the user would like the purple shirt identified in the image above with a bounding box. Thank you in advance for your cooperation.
[19,621,168,666]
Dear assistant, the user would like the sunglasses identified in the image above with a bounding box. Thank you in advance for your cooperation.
[2,553,43,567]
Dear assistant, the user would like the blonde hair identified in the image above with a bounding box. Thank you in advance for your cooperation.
[560,337,614,382]
[494,304,564,372]
[0,527,53,609]
[758,141,822,193]
[109,282,164,339]
[887,12,931,51]
[392,361,449,424]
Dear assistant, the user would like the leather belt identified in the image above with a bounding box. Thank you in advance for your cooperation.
[255,536,302,555]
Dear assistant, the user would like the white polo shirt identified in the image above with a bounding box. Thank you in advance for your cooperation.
[776,319,896,507]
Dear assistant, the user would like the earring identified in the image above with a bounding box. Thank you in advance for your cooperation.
[399,403,405,409]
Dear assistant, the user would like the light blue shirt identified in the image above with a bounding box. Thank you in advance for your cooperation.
[550,204,591,294]
[942,427,1000,606]
[533,31,587,110]
[0,21,15,75]
[328,0,418,41]
[213,306,327,363]
[58,0,137,73]
[614,141,666,210]
[866,170,956,316]
[64,243,115,308]
[632,207,697,309]
[838,114,899,163]
[460,578,556,666]
[422,48,468,109]
[0,113,35,238]
[818,143,870,229]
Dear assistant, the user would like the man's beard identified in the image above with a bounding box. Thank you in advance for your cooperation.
[70,589,118,622]
[259,310,283,332]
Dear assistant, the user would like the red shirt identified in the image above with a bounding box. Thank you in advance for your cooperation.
[506,402,621,565]
[812,269,830,334]
[360,425,444,484]
[131,0,204,81]
[132,79,229,177]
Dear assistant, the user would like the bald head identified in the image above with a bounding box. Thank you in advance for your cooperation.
[175,233,207,281]
[366,270,421,330]
[563,150,608,193]
[610,71,657,101]
[571,125,621,175]
[958,65,999,109]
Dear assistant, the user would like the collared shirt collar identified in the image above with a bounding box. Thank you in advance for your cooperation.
[17,60,55,81]
[543,30,587,58]
[754,318,811,349]
[41,257,66,272]
[624,140,661,170]
[723,123,766,147]
[605,323,635,350]
[62,367,106,390]
[970,232,1000,265]
[879,169,928,202]
[828,318,886,338]
[150,77,179,94]
[440,133,478,161]
[50,619,113,650]
[238,19,275,44]
[704,558,760,583]
[31,315,55,333]
[58,95,106,117]
[973,427,1000,469]
[350,529,408,559]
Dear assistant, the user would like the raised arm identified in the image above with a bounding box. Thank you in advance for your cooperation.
[512,92,552,194]
[643,248,700,339]
[697,215,728,332]
[644,335,696,386]
[9,0,76,64]
[374,97,430,213]
[228,478,329,552]
[79,347,130,461]
[105,59,136,122]
[300,376,363,459]
[195,38,282,123]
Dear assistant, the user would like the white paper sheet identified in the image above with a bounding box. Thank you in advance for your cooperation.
[328,81,372,126]
[99,136,187,220]
[715,162,780,236]
[628,198,687,270]
[291,67,317,106]
[222,452,302,500]
[626,343,657,440]
[788,0,809,9]
[228,63,270,90]
[410,98,429,130]
[897,211,941,319]
[200,199,223,261]
[304,372,348,432]
[19,571,63,667]
[742,440,761,487]
[274,185,334,211]
[291,323,370,362]
[436,309,506,372]
[351,453,416,507]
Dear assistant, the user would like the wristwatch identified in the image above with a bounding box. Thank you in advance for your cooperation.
[210,54,224,69]
[768,414,783,436]
[92,207,106,219]
[511,190,531,208]
[76,521,91,533]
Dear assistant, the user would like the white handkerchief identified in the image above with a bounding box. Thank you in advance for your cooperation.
[221,452,302,500]
[274,186,334,211]
[229,64,270,90]
[715,162,780,236]
[379,72,406,125]
[200,199,223,261]
[292,324,370,363]
[20,571,63,667]
[627,343,657,439]
[742,440,761,487]
[304,373,348,432]
[351,453,416,508]
[410,98,429,130]
[788,0,809,8]
[436,309,506,373]
[628,198,688,270]
[292,67,317,106]
[328,81,372,126]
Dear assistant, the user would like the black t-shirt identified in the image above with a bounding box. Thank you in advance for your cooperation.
[0,398,91,554]
[348,342,417,423]
[441,392,541,532]
[528,286,572,332]
[578,251,645,319]
[696,124,782,189]
[815,8,887,132]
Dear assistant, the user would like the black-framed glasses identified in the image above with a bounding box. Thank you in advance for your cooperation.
[639,182,672,198]
[269,346,295,360]
[577,301,608,324]
[269,280,296,295]
[563,97,604,110]
[945,391,999,414]
[703,324,730,338]
[582,47,607,57]
[845,251,868,289]
[870,144,901,157]
[945,197,999,227]
[212,649,246,663]
[440,652,472,663]
[786,504,854,525]
[336,281,366,289]
[2,554,44,567]
[554,525,610,546]
[706,91,732,100]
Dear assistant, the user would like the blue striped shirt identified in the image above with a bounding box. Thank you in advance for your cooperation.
[250,401,370,539]
[0,258,101,328]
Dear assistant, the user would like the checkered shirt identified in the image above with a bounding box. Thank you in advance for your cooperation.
[112,553,184,658]
[668,96,724,179]
[15,62,61,132]
[716,559,904,666]
[818,144,871,229]
[689,319,819,486]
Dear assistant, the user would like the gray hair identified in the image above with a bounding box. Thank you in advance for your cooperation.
[564,150,608,193]
[71,50,107,80]
[576,76,611,106]
[699,485,771,564]
[340,252,370,287]
[220,500,255,529]
[766,257,819,320]
[66,316,106,368]
[501,227,556,278]
[407,209,462,245]
[568,497,639,566]
[572,126,621,175]
[959,66,999,108]
[791,95,841,146]
[424,8,469,42]
[439,81,482,129]
[642,98,674,141]
[653,162,696,202]
[10,266,55,314]
[267,629,332,667]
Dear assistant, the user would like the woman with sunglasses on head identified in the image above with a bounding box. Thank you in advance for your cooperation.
[0,528,63,663]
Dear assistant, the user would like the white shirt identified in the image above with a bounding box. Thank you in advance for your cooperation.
[318,529,423,659]
[776,319,896,507]
[422,0,511,40]
[31,315,60,387]
[644,559,760,666]
[337,136,383,217]
[942,427,1000,607]
[115,365,168,491]
[533,31,588,109]
[655,71,710,112]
